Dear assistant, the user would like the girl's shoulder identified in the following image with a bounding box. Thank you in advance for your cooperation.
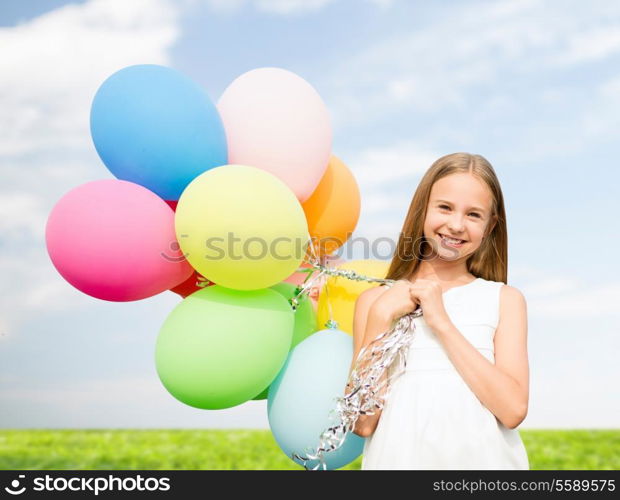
[356,282,390,304]
[499,283,527,305]
[478,279,527,316]
[465,279,527,327]
[479,277,525,299]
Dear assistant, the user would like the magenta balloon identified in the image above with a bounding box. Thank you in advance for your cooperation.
[45,179,193,302]
[217,67,332,203]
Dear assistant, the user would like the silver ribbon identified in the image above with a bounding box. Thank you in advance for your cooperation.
[278,241,426,469]
[288,252,392,313]
[290,301,423,470]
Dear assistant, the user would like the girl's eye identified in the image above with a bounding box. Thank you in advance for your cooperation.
[439,205,481,218]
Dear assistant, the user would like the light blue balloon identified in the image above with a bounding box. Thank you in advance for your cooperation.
[90,64,228,200]
[267,329,366,470]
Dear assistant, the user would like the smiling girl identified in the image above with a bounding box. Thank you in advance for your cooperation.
[352,152,529,470]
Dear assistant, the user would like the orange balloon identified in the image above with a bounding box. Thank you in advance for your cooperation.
[302,155,360,257]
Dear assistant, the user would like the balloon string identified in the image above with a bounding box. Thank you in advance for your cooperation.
[323,255,337,329]
[288,240,328,310]
[289,237,396,311]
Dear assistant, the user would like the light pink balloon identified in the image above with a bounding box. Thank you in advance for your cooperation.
[45,179,193,302]
[217,67,332,203]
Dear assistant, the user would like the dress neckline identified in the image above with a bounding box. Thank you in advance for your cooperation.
[404,276,482,294]
[442,277,482,295]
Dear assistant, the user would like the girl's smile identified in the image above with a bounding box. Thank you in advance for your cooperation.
[437,233,467,248]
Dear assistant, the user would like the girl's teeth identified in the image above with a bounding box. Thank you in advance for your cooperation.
[441,235,464,244]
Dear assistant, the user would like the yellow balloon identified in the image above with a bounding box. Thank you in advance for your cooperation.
[175,165,309,290]
[317,259,390,335]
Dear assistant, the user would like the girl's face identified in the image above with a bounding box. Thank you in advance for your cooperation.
[423,172,495,261]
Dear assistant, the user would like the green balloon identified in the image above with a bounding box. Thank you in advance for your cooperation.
[253,386,270,401]
[155,285,294,409]
[271,282,318,349]
[252,281,318,401]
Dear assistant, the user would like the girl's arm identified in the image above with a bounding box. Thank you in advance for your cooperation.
[429,285,529,429]
[347,286,393,438]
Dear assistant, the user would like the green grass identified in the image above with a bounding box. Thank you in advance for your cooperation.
[0,429,617,470]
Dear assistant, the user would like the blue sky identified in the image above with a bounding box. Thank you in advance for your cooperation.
[1,0,619,430]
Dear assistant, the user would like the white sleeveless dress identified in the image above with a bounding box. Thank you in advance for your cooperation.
[361,277,530,470]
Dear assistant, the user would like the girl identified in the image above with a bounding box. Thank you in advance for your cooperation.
[351,152,530,470]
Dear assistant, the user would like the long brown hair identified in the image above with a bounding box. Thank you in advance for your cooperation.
[384,152,508,284]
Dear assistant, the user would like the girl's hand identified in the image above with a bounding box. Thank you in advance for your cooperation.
[408,278,451,330]
[368,280,419,324]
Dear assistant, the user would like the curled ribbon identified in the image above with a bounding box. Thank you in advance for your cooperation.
[291,299,423,470]
[284,244,425,470]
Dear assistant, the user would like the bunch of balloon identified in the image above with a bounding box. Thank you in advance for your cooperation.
[44,63,369,470]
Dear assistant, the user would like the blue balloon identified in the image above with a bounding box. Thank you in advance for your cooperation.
[90,64,228,200]
[268,329,366,470]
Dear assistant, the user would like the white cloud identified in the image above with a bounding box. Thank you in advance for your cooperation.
[0,192,47,240]
[519,277,580,297]
[525,358,620,428]
[0,0,180,160]
[348,142,438,187]
[256,0,334,15]
[0,317,9,342]
[366,0,395,8]
[321,0,542,123]
[1,376,162,407]
[362,192,408,214]
[206,0,393,15]
[0,250,96,335]
[0,0,182,332]
[528,281,620,319]
[572,73,620,144]
[599,74,620,97]
[0,375,271,428]
[554,25,620,66]
[320,0,620,133]
[204,0,246,13]
[506,268,620,319]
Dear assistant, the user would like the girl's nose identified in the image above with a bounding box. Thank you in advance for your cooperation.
[447,216,465,232]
